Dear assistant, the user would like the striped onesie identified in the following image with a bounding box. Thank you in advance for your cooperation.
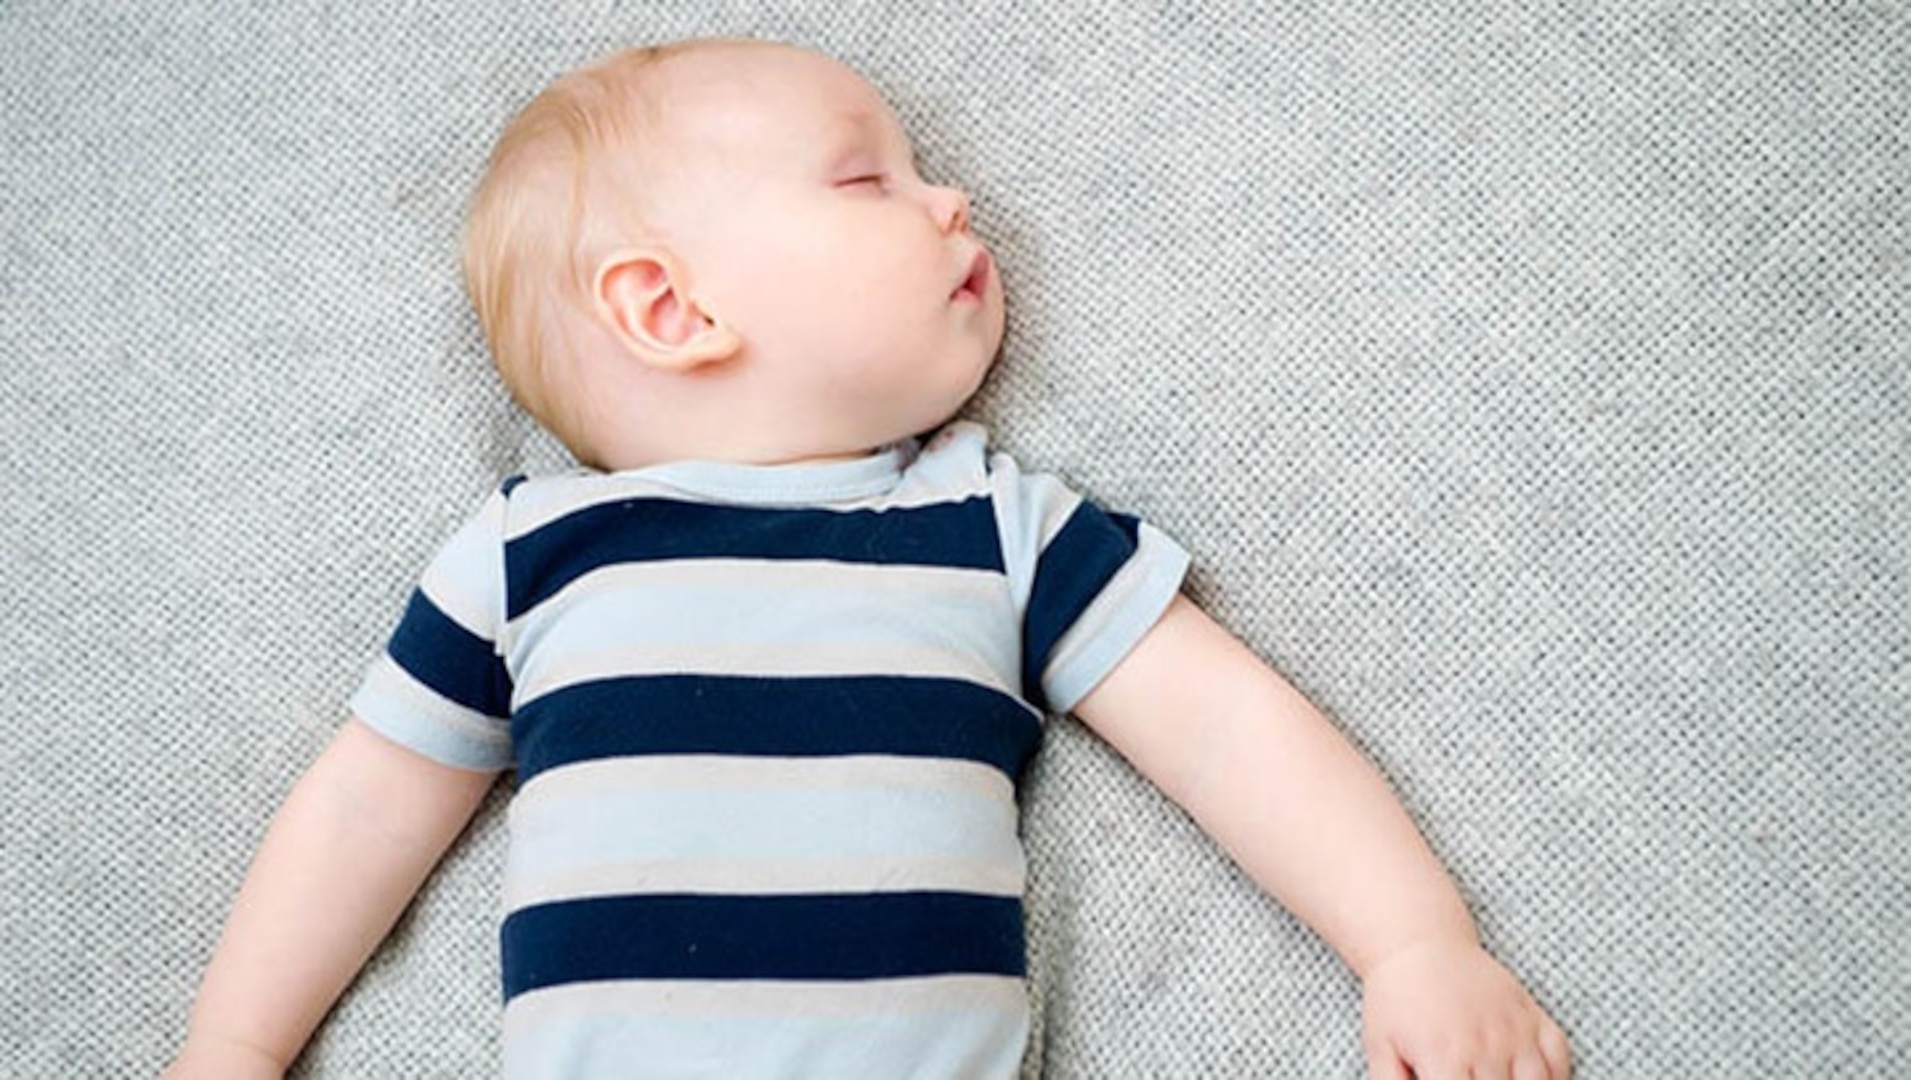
[350,421,1189,1078]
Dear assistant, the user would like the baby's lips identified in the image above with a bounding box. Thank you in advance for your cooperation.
[954,249,993,300]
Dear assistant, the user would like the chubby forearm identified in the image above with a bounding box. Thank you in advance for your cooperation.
[176,720,495,1071]
[1078,596,1570,1075]
[1170,659,1473,974]
[1075,596,1473,975]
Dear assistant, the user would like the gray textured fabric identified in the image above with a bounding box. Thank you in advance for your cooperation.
[4,2,1905,1076]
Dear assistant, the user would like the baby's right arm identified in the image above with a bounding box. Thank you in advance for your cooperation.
[164,719,496,1078]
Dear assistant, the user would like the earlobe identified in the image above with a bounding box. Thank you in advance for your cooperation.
[593,249,741,372]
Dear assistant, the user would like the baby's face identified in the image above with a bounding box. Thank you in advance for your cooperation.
[645,45,1005,457]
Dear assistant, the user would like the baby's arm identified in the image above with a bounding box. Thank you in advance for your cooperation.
[1075,596,1570,1079]
[165,720,495,1078]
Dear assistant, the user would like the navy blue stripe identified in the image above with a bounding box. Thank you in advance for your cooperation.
[504,496,1003,619]
[501,891,1024,999]
[1021,506,1142,710]
[512,675,1041,784]
[387,589,512,718]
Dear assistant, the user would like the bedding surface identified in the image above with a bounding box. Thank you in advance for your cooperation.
[3,2,1905,1075]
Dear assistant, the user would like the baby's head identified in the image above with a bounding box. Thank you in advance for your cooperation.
[463,39,1005,469]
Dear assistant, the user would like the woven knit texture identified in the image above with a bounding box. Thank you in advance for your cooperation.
[4,1,1906,1076]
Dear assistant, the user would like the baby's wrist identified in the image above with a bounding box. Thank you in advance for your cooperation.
[168,1031,287,1079]
[1358,929,1484,983]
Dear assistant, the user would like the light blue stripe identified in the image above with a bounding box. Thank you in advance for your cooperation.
[510,560,1018,696]
[506,776,1020,902]
[503,980,1027,1080]
[416,489,506,634]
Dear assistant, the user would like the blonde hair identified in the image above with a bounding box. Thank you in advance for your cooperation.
[460,42,707,462]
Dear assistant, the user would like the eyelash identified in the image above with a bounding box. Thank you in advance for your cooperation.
[838,174,886,189]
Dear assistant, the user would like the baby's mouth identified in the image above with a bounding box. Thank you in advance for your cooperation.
[953,250,992,301]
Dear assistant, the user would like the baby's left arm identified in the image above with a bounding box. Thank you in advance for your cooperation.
[1074,595,1571,1079]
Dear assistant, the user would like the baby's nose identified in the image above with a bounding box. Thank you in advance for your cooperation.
[929,185,971,234]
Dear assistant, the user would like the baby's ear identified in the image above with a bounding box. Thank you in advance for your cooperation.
[592,249,740,371]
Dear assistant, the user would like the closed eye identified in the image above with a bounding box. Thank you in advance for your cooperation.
[836,174,886,190]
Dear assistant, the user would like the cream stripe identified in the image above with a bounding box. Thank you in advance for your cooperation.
[504,854,1024,910]
[505,974,1026,1023]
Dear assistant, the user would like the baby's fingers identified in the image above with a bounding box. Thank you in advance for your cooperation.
[1537,1015,1572,1078]
[1511,1048,1552,1080]
[1508,1015,1572,1080]
[1361,1038,1411,1080]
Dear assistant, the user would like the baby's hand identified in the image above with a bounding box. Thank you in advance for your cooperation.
[1360,937,1570,1080]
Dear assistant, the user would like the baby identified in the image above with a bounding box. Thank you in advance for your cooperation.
[167,38,1571,1079]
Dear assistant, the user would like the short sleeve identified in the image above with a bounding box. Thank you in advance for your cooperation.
[349,487,515,772]
[989,452,1190,714]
